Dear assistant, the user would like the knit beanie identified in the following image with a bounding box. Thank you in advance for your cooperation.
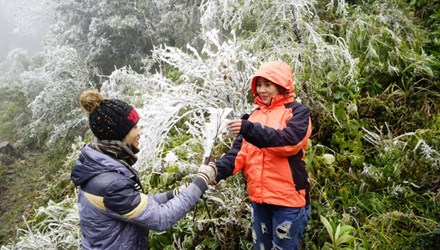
[79,90,139,141]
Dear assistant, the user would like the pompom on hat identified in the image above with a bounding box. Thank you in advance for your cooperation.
[79,90,139,141]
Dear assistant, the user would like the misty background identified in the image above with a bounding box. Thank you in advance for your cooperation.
[0,0,51,62]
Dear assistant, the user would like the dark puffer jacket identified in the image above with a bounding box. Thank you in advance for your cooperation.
[71,145,207,249]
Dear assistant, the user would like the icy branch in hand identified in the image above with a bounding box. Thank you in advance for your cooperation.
[203,108,232,158]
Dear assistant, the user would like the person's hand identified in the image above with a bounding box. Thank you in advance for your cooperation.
[228,119,242,136]
[197,162,217,186]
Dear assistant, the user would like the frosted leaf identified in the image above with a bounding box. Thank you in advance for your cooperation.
[164,151,179,164]
[322,153,335,165]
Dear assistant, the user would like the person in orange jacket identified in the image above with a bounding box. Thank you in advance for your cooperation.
[214,60,312,250]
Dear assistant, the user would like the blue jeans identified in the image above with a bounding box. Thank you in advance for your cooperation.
[251,202,310,250]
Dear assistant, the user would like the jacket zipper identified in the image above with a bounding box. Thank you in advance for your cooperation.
[260,109,271,203]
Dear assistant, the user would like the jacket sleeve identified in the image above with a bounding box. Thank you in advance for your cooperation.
[149,191,174,204]
[240,104,311,157]
[215,135,246,182]
[103,176,208,231]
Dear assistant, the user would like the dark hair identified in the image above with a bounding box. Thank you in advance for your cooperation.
[276,85,287,95]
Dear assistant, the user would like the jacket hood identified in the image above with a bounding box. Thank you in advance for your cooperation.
[71,144,133,186]
[250,61,295,97]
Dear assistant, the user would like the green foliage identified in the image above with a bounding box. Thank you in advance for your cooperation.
[145,168,251,249]
[410,0,440,59]
[0,86,31,142]
[329,101,365,168]
[0,138,76,245]
[187,174,252,249]
[2,198,80,249]
[342,0,439,98]
[320,215,360,250]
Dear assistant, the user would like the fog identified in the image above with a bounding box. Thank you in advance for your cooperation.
[0,0,51,62]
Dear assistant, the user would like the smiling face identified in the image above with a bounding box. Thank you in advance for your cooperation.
[256,77,281,105]
[124,125,141,149]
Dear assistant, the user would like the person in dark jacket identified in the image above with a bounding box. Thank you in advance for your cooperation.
[71,90,216,250]
[214,61,312,250]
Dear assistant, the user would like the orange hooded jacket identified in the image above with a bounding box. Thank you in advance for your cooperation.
[216,61,312,207]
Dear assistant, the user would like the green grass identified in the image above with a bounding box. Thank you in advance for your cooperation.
[0,142,74,245]
[0,85,74,245]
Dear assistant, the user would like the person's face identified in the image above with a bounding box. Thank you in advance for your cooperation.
[124,125,141,149]
[256,77,281,105]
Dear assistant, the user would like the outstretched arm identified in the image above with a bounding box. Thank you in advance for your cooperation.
[101,164,216,231]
